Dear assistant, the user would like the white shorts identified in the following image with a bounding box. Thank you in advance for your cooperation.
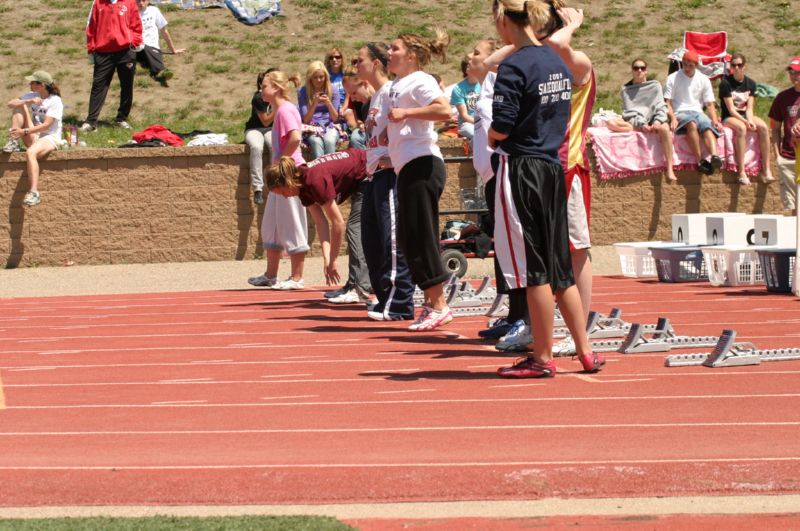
[38,134,62,151]
[261,192,309,254]
[565,165,591,250]
[777,155,797,211]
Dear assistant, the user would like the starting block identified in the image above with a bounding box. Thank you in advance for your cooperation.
[616,318,720,353]
[553,308,663,340]
[552,316,675,356]
[665,330,800,367]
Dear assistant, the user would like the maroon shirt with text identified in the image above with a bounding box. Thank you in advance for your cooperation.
[298,148,368,206]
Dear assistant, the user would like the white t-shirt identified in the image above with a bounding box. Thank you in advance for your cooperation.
[140,5,167,49]
[664,69,715,114]
[364,81,391,175]
[387,70,444,173]
[21,92,63,139]
[472,71,496,185]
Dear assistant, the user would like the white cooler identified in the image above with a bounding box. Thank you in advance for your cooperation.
[705,214,755,245]
[672,213,744,245]
[753,215,797,247]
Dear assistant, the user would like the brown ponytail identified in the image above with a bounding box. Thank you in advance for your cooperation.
[397,28,451,67]
[265,156,303,192]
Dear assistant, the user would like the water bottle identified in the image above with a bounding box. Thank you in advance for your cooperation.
[70,126,78,146]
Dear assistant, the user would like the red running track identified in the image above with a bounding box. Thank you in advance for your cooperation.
[1,277,800,506]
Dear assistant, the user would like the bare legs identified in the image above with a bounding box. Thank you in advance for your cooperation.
[527,283,591,364]
[265,249,306,282]
[571,248,592,322]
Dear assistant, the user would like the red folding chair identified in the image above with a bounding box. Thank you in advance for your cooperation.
[683,31,731,79]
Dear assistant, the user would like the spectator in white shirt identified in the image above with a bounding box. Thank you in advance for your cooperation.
[136,0,185,87]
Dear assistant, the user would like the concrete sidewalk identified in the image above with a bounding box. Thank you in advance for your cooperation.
[0,246,622,298]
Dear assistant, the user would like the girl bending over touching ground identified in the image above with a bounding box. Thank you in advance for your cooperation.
[4,70,64,207]
[488,0,600,378]
[248,70,309,291]
[386,28,455,332]
[266,148,368,287]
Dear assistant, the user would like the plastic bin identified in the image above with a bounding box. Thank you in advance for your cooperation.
[649,245,708,282]
[753,215,796,247]
[613,241,686,278]
[701,245,764,287]
[672,213,744,245]
[756,248,796,293]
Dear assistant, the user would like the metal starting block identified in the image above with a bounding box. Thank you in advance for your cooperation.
[665,330,800,368]
[552,316,675,357]
[616,318,719,354]
[552,308,663,340]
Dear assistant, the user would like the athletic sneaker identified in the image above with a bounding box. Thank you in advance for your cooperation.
[552,336,577,356]
[271,278,304,290]
[22,191,41,206]
[478,317,512,339]
[115,120,132,130]
[79,122,96,132]
[577,352,606,373]
[247,274,277,287]
[329,289,362,304]
[710,154,723,171]
[2,139,20,153]
[367,310,410,321]
[497,357,556,378]
[253,190,264,205]
[324,284,351,299]
[495,320,532,352]
[408,306,453,331]
[698,158,713,175]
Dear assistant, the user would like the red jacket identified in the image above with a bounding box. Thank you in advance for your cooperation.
[86,0,143,54]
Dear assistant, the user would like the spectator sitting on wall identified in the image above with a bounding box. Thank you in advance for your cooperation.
[450,53,481,142]
[607,58,677,182]
[664,49,723,176]
[768,56,800,215]
[341,66,373,150]
[719,52,775,185]
[136,0,186,87]
[244,69,276,205]
[298,60,341,159]
[4,71,64,207]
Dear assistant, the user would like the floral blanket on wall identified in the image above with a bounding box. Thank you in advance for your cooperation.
[588,126,762,180]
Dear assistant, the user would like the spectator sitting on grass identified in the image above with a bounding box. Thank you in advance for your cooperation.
[136,0,185,87]
[607,58,677,182]
[325,47,347,114]
[719,52,775,185]
[4,71,64,207]
[664,49,723,176]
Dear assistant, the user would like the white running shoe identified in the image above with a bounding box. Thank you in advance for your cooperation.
[495,320,532,352]
[3,139,20,153]
[553,336,577,357]
[408,306,454,331]
[328,289,360,304]
[247,275,277,287]
[22,191,41,206]
[272,278,304,290]
[324,285,350,299]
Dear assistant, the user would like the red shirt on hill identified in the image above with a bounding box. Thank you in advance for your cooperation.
[86,0,143,54]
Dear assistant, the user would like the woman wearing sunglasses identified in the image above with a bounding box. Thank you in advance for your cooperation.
[608,59,677,182]
[719,53,775,185]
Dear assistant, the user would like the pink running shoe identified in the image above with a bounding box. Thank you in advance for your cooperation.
[497,357,556,379]
[408,306,453,331]
[577,352,605,373]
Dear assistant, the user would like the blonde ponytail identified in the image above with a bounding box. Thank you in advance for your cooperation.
[265,156,303,192]
[397,28,451,67]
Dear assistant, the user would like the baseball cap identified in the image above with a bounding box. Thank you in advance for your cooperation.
[24,71,54,85]
[787,56,800,72]
[682,50,699,64]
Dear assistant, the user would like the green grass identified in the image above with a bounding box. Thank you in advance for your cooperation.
[0,516,354,530]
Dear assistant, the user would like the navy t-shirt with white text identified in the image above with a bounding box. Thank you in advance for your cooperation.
[491,45,572,164]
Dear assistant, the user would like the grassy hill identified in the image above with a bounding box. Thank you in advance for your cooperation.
[1,0,798,147]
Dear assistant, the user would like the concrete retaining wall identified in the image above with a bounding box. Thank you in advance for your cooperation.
[0,137,785,268]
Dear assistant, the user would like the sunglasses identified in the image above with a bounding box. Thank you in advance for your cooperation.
[632,65,647,71]
[730,63,745,68]
[330,55,342,60]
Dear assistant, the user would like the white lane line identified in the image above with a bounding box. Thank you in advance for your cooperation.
[3,421,800,436]
[150,400,208,405]
[280,355,329,360]
[7,342,390,357]
[315,338,361,343]
[375,389,437,395]
[17,339,59,344]
[190,360,234,364]
[261,395,318,401]
[8,367,58,372]
[6,392,800,410]
[489,383,546,388]
[1,456,799,470]
[158,378,214,384]
[261,374,312,379]
[360,368,420,374]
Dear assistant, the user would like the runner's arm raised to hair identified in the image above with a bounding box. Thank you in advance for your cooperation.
[546,8,592,87]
